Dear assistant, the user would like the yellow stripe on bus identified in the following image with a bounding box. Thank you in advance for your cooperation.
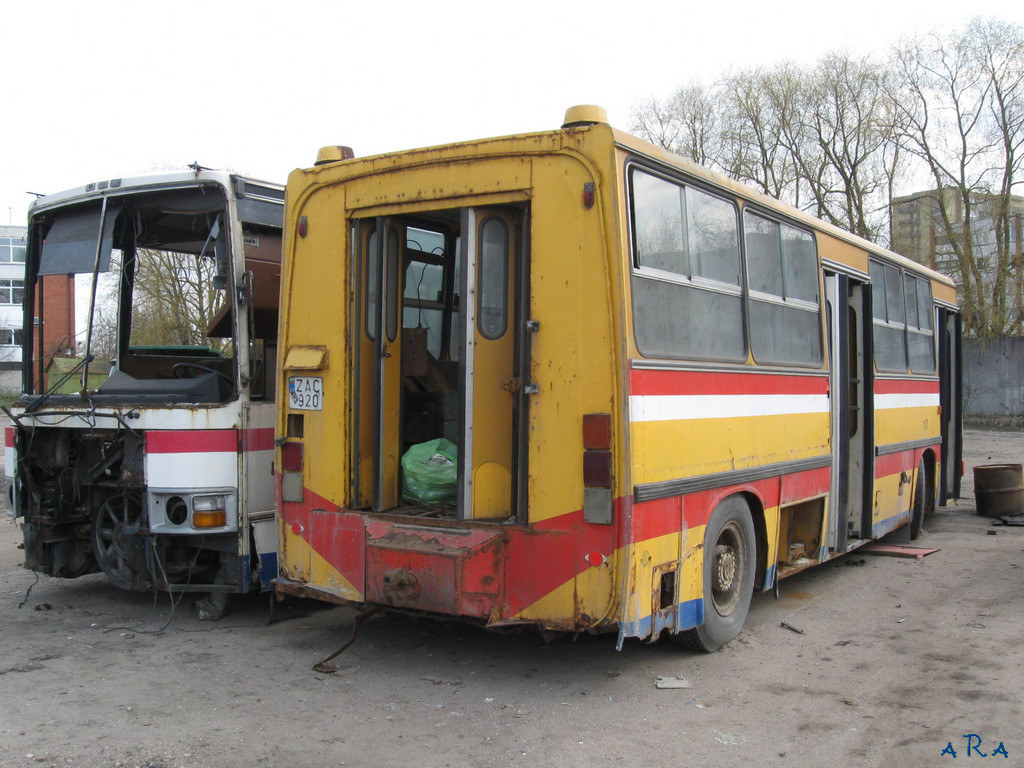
[630,414,829,485]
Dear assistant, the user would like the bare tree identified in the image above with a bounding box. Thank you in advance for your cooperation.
[88,249,230,361]
[632,82,723,167]
[974,18,1024,332]
[130,248,229,353]
[889,18,1024,336]
[799,53,903,242]
[631,17,1021,337]
[718,65,803,202]
[633,58,902,241]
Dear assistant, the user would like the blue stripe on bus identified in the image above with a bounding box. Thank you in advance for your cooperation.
[871,509,913,539]
[240,553,279,592]
[616,598,704,649]
[258,552,278,591]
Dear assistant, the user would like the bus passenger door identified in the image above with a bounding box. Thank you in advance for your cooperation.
[825,273,872,551]
[354,218,405,511]
[938,308,962,503]
[457,207,522,521]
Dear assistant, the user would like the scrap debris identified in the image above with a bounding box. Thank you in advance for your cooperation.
[654,675,693,689]
[993,514,1024,526]
[860,544,939,559]
[780,622,805,635]
[419,675,463,686]
[311,607,380,673]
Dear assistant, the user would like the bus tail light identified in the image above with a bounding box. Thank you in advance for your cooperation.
[583,413,613,525]
[282,442,303,471]
[583,413,611,451]
[583,451,612,488]
[282,442,305,504]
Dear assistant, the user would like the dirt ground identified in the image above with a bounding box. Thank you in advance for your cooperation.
[0,429,1021,768]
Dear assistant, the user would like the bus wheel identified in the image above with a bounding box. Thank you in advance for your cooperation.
[92,493,149,590]
[910,458,930,540]
[674,497,756,652]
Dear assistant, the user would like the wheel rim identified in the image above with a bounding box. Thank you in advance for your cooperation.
[92,494,146,589]
[711,520,746,616]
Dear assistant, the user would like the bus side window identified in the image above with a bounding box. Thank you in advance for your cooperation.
[870,260,909,373]
[906,273,935,373]
[744,213,822,367]
[629,167,745,362]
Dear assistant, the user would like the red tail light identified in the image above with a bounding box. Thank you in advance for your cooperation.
[583,413,612,488]
[583,413,611,450]
[582,413,614,524]
[584,450,613,488]
[282,442,303,472]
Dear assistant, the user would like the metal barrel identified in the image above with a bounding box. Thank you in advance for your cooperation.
[973,463,1024,517]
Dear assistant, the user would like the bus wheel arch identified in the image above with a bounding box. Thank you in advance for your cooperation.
[910,451,936,540]
[739,491,769,591]
[674,494,757,652]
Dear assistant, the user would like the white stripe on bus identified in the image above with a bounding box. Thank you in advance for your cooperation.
[874,392,940,410]
[628,394,830,422]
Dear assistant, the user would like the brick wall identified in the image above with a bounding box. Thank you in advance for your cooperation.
[32,275,75,390]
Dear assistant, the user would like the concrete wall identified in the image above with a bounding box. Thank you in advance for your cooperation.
[963,337,1024,420]
[0,368,19,394]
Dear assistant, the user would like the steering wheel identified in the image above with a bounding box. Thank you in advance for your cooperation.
[171,362,234,387]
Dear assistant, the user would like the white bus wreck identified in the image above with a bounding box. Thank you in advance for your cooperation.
[4,169,283,617]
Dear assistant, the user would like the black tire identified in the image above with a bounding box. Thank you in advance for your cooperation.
[674,496,756,652]
[910,457,931,540]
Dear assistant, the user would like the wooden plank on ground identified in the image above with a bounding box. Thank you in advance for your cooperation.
[861,544,940,559]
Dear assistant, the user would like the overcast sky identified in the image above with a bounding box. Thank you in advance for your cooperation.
[3,0,1020,226]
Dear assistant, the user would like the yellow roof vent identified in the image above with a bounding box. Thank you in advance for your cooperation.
[315,146,355,166]
[562,105,608,128]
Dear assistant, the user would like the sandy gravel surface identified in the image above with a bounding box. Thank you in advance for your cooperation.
[0,429,1021,768]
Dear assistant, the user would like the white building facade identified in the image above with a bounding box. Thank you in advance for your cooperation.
[0,225,26,385]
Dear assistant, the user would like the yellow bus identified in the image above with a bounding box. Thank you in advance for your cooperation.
[274,106,962,651]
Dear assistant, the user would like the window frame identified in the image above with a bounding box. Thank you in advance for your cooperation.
[627,163,747,363]
[741,207,823,368]
[0,237,26,264]
[0,278,25,305]
[476,215,510,341]
[869,258,937,375]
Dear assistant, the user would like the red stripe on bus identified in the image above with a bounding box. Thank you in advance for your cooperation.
[630,367,829,397]
[288,462,835,620]
[875,444,940,478]
[874,378,940,395]
[242,427,275,453]
[146,430,238,454]
[281,486,368,595]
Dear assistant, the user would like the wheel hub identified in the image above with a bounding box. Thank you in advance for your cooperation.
[92,494,149,590]
[714,544,737,592]
[710,521,745,616]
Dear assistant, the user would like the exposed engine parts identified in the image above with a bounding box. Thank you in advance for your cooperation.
[17,425,224,591]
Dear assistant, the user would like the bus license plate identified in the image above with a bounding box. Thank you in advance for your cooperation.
[289,376,323,411]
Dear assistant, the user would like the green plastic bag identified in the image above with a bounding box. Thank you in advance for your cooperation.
[401,438,458,506]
